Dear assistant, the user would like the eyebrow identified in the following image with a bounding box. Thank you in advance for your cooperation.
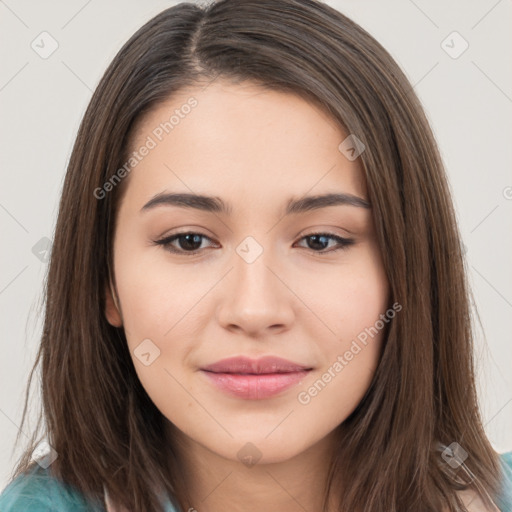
[141,192,371,216]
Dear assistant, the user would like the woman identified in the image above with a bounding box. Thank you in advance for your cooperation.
[1,0,511,510]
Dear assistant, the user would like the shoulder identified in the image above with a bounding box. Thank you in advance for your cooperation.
[0,463,105,512]
[455,488,499,511]
[496,450,512,511]
[453,451,512,512]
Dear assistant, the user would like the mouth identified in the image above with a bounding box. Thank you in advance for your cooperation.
[200,356,313,400]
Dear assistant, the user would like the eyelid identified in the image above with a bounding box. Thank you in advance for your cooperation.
[153,229,355,256]
[153,230,219,254]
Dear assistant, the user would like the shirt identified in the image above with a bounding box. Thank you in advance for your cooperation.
[0,464,179,512]
[1,451,511,511]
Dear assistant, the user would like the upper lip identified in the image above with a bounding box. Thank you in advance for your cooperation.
[201,356,312,374]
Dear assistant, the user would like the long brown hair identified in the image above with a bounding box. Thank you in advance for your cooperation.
[10,0,503,510]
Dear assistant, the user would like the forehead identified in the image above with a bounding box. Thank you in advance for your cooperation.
[122,79,367,211]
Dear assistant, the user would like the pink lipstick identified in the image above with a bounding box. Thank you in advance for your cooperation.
[200,356,312,400]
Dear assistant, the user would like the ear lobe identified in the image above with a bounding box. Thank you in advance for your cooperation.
[105,283,123,327]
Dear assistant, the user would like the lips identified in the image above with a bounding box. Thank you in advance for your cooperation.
[201,356,312,374]
[200,356,313,400]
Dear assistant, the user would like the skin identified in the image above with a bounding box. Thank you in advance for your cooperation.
[105,80,391,512]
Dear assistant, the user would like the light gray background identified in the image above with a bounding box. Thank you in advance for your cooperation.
[1,0,511,489]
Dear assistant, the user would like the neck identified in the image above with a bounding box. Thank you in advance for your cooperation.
[167,423,339,512]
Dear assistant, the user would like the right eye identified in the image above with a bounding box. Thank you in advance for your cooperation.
[153,231,217,255]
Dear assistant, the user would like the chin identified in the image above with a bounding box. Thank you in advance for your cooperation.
[217,433,313,466]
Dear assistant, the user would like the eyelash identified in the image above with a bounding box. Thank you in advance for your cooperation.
[153,231,355,256]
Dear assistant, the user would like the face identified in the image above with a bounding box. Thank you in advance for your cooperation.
[105,80,390,465]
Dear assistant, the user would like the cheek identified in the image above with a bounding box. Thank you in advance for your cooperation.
[303,245,389,345]
[112,244,206,392]
[306,247,389,406]
[113,253,197,415]
[338,266,389,343]
[299,302,388,429]
[113,240,193,339]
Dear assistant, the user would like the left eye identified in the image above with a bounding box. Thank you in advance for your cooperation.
[154,232,354,256]
[295,233,354,253]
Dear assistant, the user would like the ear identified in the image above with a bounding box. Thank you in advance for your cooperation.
[105,282,123,327]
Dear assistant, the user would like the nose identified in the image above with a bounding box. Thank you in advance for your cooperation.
[215,248,295,337]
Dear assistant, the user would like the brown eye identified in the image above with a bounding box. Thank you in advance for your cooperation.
[294,233,354,253]
[153,231,354,257]
[154,232,216,255]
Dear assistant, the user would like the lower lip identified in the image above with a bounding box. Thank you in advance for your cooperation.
[201,370,310,400]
